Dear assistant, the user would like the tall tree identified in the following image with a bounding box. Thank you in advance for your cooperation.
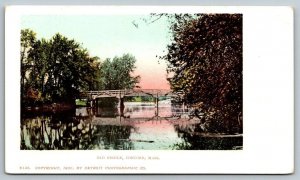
[99,54,140,90]
[163,14,243,133]
[21,29,37,99]
[21,30,101,105]
[44,34,100,102]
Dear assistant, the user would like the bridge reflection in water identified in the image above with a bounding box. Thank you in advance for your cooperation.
[81,89,186,116]
[21,100,242,150]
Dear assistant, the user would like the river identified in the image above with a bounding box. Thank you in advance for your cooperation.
[21,100,242,150]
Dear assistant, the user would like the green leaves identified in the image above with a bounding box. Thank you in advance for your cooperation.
[21,30,100,104]
[21,28,140,106]
[99,54,140,90]
[163,14,243,133]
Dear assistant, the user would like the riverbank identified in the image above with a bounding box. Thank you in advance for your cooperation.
[22,102,75,113]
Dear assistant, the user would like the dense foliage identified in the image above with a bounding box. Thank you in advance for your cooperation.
[99,54,140,90]
[163,14,243,133]
[21,29,139,106]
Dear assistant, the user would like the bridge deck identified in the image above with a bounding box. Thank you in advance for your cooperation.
[81,89,183,99]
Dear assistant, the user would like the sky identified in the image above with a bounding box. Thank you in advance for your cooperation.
[21,15,172,89]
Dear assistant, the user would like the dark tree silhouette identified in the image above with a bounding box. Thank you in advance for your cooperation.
[162,14,243,133]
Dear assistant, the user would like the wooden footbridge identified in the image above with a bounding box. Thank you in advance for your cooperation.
[81,89,182,99]
[80,89,184,115]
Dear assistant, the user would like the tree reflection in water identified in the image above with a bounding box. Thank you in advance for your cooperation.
[21,116,94,150]
[21,103,242,150]
[21,108,135,150]
[92,125,134,150]
[173,124,243,150]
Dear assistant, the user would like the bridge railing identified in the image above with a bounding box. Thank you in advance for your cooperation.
[80,89,183,99]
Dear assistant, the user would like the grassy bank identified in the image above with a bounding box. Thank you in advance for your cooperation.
[75,99,87,106]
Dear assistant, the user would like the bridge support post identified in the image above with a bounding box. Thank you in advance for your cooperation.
[154,95,159,116]
[182,102,186,112]
[118,97,125,116]
[90,100,93,108]
[90,98,97,108]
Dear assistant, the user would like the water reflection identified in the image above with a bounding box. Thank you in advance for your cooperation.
[21,115,96,150]
[21,101,242,150]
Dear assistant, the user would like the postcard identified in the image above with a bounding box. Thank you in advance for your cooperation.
[5,6,293,174]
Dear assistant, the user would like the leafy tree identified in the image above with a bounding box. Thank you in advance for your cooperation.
[26,39,50,101]
[162,14,243,133]
[21,29,139,108]
[21,29,101,105]
[44,34,100,102]
[21,29,37,98]
[99,54,140,90]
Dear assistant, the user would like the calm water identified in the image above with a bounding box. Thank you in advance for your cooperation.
[21,101,242,150]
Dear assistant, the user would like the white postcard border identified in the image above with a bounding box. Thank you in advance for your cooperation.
[5,6,294,174]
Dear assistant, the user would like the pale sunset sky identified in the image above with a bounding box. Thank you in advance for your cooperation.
[21,15,172,89]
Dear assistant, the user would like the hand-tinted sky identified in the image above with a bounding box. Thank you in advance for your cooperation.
[21,15,172,89]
